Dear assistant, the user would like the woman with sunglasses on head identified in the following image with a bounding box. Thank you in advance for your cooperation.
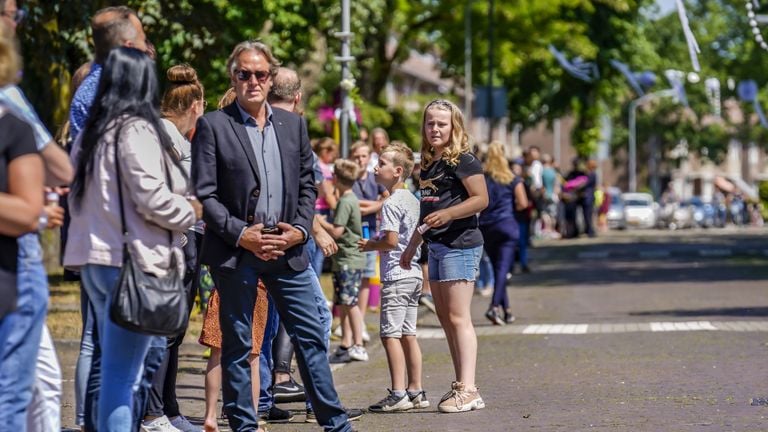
[400,99,489,413]
[64,47,201,432]
[136,64,207,432]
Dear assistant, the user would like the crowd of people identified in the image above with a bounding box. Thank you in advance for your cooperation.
[0,3,511,432]
[0,1,630,431]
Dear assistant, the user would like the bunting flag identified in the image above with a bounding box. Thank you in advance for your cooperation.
[704,78,721,117]
[676,0,701,72]
[610,60,645,96]
[549,45,600,83]
[737,80,768,127]
[664,69,689,107]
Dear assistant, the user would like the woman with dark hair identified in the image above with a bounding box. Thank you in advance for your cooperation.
[63,47,200,432]
[479,143,527,325]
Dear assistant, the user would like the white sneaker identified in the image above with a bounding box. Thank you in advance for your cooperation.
[333,325,343,338]
[362,329,371,343]
[169,415,197,432]
[348,344,369,361]
[408,390,431,409]
[141,415,181,432]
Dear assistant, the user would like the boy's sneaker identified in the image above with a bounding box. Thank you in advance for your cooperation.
[169,415,197,432]
[419,293,436,314]
[141,415,181,432]
[437,381,485,413]
[407,390,431,409]
[272,375,306,403]
[369,389,414,413]
[348,345,369,361]
[329,346,352,363]
[345,408,364,421]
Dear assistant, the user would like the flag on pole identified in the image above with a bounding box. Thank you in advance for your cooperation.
[675,0,701,72]
[610,60,646,96]
[737,80,768,127]
[549,45,600,83]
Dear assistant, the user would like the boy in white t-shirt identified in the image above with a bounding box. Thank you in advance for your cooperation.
[358,143,428,412]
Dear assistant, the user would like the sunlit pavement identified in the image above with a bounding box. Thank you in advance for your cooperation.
[57,228,768,431]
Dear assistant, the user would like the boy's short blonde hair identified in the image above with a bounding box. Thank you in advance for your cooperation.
[381,141,415,179]
[349,140,371,155]
[333,159,359,188]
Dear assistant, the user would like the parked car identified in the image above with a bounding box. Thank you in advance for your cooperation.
[669,202,694,229]
[657,200,694,230]
[622,192,658,229]
[605,187,626,230]
[690,196,724,228]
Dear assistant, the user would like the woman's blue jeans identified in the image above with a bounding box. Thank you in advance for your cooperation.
[81,264,153,432]
[0,234,47,432]
[481,219,518,310]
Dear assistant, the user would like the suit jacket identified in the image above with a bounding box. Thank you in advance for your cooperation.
[191,102,316,271]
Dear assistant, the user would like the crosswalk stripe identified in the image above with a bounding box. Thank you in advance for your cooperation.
[415,320,768,339]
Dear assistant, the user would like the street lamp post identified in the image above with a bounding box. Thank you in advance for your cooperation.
[628,89,677,192]
[464,1,472,120]
[335,0,354,158]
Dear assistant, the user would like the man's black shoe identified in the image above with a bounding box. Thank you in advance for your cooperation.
[260,406,294,423]
[273,376,306,403]
[305,407,363,423]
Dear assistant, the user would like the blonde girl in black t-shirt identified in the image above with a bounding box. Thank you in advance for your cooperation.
[400,99,489,413]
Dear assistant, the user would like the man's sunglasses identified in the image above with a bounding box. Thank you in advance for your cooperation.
[1,8,25,24]
[235,69,270,83]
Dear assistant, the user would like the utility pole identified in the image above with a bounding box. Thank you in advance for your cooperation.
[628,89,676,192]
[335,0,354,158]
[486,0,494,144]
[553,118,561,166]
[464,1,472,120]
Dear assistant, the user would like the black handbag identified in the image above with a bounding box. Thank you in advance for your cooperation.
[108,136,189,336]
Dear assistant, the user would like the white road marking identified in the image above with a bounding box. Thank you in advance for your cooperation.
[415,320,768,339]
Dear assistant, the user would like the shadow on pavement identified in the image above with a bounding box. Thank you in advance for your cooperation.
[516,262,768,286]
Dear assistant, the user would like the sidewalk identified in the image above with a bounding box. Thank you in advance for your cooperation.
[58,291,768,431]
[55,232,768,430]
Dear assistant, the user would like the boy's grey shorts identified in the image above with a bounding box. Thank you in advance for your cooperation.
[380,277,423,338]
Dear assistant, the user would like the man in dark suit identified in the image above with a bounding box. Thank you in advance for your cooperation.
[192,41,352,432]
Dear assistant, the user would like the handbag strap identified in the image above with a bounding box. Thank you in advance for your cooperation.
[113,123,174,250]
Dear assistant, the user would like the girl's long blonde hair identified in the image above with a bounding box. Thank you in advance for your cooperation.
[420,99,470,168]
[483,141,513,185]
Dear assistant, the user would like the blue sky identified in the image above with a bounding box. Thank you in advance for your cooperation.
[656,0,676,16]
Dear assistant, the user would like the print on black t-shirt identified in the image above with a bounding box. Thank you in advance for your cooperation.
[418,153,484,249]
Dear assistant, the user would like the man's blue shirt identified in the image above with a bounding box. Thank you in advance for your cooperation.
[68,63,102,141]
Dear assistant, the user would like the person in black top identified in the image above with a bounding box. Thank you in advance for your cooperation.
[401,99,488,414]
[479,143,528,325]
[0,109,44,353]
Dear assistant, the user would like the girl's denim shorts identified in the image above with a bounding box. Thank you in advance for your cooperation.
[427,242,482,282]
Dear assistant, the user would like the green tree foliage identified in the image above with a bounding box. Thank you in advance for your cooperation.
[609,0,768,164]
[18,0,327,131]
[17,0,768,163]
[435,0,654,156]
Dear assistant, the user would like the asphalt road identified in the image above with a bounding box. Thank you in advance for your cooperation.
[56,228,768,431]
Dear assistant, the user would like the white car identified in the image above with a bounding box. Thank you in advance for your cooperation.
[622,193,657,229]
